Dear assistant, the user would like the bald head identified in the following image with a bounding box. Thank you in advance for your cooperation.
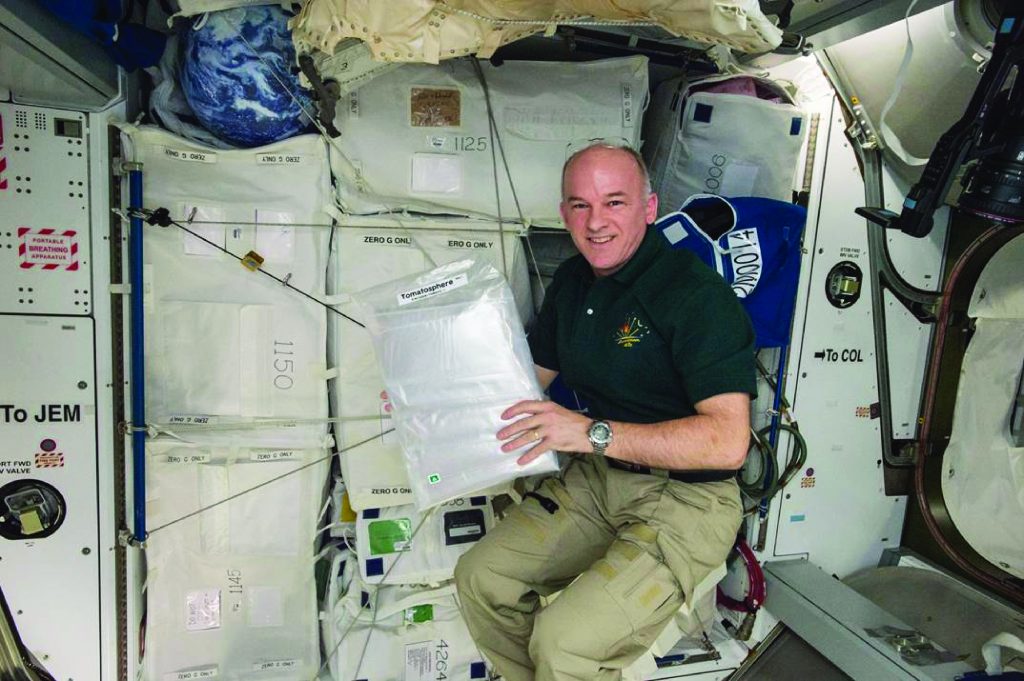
[558,142,659,277]
[561,143,652,200]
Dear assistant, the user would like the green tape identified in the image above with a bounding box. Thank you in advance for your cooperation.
[368,518,413,555]
[405,604,434,623]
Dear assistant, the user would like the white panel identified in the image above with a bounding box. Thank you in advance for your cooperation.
[0,315,101,680]
[0,103,92,315]
[767,96,907,576]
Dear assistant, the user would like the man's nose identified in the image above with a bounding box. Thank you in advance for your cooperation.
[586,205,608,231]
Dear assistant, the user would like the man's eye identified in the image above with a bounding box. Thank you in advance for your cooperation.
[571,203,588,210]
[608,200,624,207]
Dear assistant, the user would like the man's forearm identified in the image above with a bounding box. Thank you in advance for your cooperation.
[604,412,748,471]
[499,392,750,469]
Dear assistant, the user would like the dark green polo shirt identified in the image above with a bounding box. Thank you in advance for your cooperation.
[528,226,756,424]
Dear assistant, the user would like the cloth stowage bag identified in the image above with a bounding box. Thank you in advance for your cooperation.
[644,74,807,211]
[144,440,328,680]
[292,0,782,62]
[328,225,531,509]
[327,56,648,226]
[656,194,806,348]
[120,125,332,447]
[356,496,494,585]
[322,548,489,681]
[356,258,558,509]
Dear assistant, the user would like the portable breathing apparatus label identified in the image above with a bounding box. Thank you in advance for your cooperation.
[17,228,79,270]
[368,518,413,554]
[256,153,304,165]
[164,147,217,164]
[165,668,218,681]
[397,273,468,306]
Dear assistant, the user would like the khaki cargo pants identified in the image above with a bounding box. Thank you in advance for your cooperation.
[454,455,742,681]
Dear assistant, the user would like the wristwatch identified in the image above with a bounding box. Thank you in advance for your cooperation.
[587,420,613,456]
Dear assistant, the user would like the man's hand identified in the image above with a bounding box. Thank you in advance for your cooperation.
[497,400,592,465]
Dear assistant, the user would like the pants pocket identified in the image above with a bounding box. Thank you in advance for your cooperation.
[597,533,683,647]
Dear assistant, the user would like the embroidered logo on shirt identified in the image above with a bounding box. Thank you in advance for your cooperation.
[614,314,650,348]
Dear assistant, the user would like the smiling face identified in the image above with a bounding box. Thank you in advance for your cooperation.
[560,146,658,277]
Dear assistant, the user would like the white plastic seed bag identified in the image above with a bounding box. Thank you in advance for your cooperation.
[356,259,559,508]
[328,225,532,510]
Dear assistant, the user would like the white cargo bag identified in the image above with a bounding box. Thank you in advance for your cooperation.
[356,259,559,509]
[121,126,332,447]
[356,496,494,585]
[322,549,488,681]
[145,553,320,680]
[329,224,532,509]
[328,56,648,226]
[145,440,329,562]
[144,440,327,680]
[644,75,807,211]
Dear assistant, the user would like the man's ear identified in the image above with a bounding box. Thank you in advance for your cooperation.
[645,192,659,224]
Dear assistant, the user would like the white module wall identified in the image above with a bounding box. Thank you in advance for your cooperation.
[0,102,120,681]
[756,94,911,577]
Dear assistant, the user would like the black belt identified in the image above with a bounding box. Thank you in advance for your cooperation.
[606,457,737,483]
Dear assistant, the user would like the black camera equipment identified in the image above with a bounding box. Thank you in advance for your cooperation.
[858,5,1024,236]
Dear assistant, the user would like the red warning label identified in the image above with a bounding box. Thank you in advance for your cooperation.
[34,452,64,468]
[18,228,79,271]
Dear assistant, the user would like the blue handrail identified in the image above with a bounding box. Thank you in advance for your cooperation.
[128,168,147,542]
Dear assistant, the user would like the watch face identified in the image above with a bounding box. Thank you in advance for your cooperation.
[590,421,612,445]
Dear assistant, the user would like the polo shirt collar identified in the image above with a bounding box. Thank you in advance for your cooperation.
[608,225,662,286]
